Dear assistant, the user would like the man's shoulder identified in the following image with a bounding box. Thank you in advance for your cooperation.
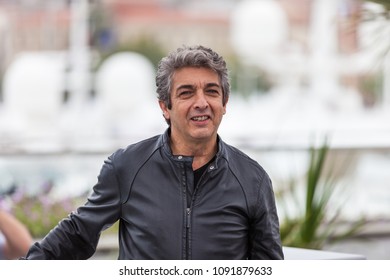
[221,141,270,184]
[123,134,162,153]
[107,134,163,167]
[223,142,263,171]
[116,134,162,156]
[222,142,273,211]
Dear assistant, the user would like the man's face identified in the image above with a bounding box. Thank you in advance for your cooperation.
[159,67,227,146]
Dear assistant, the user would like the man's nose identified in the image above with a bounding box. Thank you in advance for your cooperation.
[194,91,209,109]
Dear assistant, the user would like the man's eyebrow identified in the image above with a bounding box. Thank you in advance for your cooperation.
[176,84,195,90]
[205,82,221,88]
[175,82,221,91]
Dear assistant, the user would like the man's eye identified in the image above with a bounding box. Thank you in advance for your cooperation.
[207,89,219,95]
[179,91,191,96]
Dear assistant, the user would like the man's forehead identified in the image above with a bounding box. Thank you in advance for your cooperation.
[172,67,220,87]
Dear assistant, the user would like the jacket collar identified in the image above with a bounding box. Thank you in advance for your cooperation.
[160,128,225,169]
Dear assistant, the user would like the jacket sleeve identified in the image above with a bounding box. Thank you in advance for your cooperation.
[249,173,284,260]
[25,155,122,259]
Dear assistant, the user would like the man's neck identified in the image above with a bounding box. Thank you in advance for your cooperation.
[170,138,217,170]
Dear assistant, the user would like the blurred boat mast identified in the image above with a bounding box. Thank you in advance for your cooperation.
[67,0,91,108]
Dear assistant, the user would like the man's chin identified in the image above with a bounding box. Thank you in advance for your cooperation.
[190,130,216,142]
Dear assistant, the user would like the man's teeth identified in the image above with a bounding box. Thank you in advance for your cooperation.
[192,116,208,121]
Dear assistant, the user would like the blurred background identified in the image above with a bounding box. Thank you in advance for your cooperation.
[0,0,389,259]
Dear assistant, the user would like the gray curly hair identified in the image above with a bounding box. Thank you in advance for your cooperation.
[156,45,230,124]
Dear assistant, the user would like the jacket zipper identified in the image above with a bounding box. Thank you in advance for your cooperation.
[185,207,191,259]
[186,208,191,228]
[184,168,208,259]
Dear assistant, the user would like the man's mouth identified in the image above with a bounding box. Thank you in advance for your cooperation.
[191,116,209,121]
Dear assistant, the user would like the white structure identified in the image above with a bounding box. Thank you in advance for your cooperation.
[0,50,165,152]
[230,0,289,75]
[67,0,91,107]
[228,0,390,150]
[1,52,65,152]
[94,52,164,142]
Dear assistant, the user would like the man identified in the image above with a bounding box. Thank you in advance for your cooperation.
[23,45,284,259]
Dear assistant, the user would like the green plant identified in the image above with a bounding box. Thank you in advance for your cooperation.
[362,0,390,59]
[365,0,390,12]
[278,141,366,249]
[6,188,84,238]
[227,55,274,97]
[4,185,117,239]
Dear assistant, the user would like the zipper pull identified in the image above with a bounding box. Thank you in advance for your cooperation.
[186,208,191,228]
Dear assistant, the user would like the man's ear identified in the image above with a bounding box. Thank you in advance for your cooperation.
[159,100,169,119]
[223,96,229,114]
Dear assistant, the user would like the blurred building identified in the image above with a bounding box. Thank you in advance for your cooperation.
[0,0,363,61]
[0,0,384,106]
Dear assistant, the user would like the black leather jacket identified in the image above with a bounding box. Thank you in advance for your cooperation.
[25,130,284,260]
